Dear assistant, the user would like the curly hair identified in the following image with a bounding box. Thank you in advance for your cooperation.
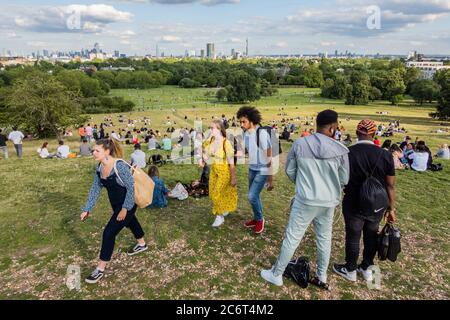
[236,106,262,125]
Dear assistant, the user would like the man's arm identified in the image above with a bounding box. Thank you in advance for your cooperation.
[285,143,297,183]
[385,175,396,223]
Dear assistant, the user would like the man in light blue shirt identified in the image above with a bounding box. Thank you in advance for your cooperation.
[237,106,274,234]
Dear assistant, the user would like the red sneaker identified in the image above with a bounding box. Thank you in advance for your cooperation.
[255,219,265,234]
[244,219,257,228]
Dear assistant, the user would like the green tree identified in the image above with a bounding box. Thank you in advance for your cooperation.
[259,79,278,97]
[432,69,450,118]
[216,88,228,101]
[385,69,406,105]
[369,86,382,101]
[345,71,370,105]
[303,65,324,88]
[409,79,440,105]
[225,70,260,103]
[179,78,201,88]
[5,72,85,138]
[404,67,421,93]
[263,69,278,85]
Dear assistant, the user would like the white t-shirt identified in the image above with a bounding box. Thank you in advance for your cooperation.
[130,150,147,168]
[409,152,429,172]
[37,147,50,158]
[8,131,24,145]
[57,145,70,159]
[244,126,272,172]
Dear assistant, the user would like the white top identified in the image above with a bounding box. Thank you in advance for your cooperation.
[130,150,147,168]
[37,147,50,158]
[409,152,429,172]
[8,131,24,145]
[111,132,122,141]
[57,145,70,159]
[148,138,157,150]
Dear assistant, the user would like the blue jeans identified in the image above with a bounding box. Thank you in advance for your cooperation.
[14,144,22,158]
[248,169,268,221]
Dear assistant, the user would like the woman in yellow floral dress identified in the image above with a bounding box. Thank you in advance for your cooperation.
[202,120,238,227]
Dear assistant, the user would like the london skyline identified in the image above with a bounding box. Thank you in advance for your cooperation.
[1,0,450,56]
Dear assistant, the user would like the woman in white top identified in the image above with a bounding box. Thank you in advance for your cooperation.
[37,142,54,159]
[408,144,429,172]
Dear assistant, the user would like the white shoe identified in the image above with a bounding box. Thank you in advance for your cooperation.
[333,264,357,282]
[223,212,229,217]
[260,268,283,286]
[212,215,224,227]
[357,266,374,282]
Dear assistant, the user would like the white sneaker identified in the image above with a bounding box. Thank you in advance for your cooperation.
[357,266,374,282]
[260,268,283,286]
[333,264,357,282]
[212,215,224,227]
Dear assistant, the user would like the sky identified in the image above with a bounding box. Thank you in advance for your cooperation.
[1,0,450,56]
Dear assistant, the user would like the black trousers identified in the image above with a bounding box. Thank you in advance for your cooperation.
[100,208,144,262]
[342,197,383,271]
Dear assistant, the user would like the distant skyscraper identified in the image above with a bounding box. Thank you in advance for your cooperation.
[231,48,235,57]
[114,50,120,58]
[200,49,205,58]
[43,50,49,57]
[94,43,100,53]
[206,43,215,59]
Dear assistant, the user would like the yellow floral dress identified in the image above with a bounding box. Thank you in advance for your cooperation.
[203,138,238,215]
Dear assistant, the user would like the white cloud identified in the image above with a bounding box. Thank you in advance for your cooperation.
[118,0,240,5]
[14,4,133,33]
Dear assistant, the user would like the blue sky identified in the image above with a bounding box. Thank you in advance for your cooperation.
[1,0,450,56]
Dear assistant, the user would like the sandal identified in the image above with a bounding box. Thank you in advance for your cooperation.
[309,276,330,291]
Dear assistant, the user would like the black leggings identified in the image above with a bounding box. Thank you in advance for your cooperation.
[100,209,145,262]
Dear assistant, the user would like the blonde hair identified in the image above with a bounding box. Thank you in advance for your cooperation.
[210,120,227,141]
[96,138,123,159]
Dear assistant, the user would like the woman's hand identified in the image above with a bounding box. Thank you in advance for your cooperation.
[117,208,127,221]
[230,175,237,187]
[80,211,90,221]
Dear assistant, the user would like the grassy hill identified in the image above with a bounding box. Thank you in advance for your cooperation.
[0,86,448,300]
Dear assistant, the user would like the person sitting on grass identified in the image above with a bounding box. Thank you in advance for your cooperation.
[56,140,70,159]
[147,166,169,209]
[130,143,147,169]
[381,139,392,151]
[162,135,172,151]
[390,144,405,170]
[436,144,449,160]
[408,143,429,172]
[37,142,55,159]
[79,139,92,156]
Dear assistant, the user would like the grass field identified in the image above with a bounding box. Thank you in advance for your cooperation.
[0,86,449,300]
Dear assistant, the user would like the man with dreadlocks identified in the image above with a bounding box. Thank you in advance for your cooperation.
[333,119,396,283]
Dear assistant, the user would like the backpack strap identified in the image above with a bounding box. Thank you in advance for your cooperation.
[113,159,135,186]
[366,148,384,179]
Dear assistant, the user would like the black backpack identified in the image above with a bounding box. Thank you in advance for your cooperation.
[359,151,389,216]
[378,223,401,262]
[283,256,310,288]
[256,126,282,157]
[150,154,165,166]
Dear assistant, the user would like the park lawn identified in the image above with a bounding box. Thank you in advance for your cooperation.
[0,86,449,300]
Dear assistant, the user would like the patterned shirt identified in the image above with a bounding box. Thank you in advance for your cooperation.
[82,160,135,212]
